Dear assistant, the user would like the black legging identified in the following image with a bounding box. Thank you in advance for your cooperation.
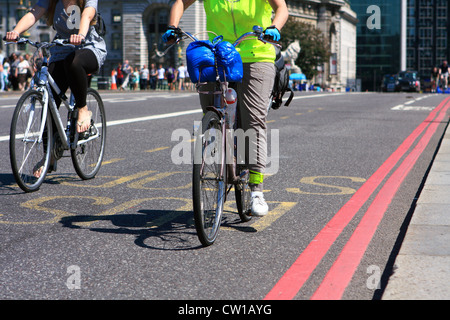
[48,49,98,108]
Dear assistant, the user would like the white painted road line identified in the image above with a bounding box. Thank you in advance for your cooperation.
[0,108,202,142]
[391,105,435,111]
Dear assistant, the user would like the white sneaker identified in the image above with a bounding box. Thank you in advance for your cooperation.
[250,192,269,217]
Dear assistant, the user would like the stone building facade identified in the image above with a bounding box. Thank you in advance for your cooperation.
[287,0,358,90]
[0,0,356,89]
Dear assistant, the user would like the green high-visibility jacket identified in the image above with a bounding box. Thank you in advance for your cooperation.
[203,0,276,63]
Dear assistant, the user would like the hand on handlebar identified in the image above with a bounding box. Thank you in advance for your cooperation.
[69,34,86,46]
[162,26,180,44]
[263,26,281,42]
[4,30,20,42]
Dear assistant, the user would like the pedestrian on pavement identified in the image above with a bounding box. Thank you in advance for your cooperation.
[431,67,439,93]
[1,57,10,91]
[17,55,31,91]
[177,63,186,90]
[163,0,288,216]
[116,63,124,88]
[166,65,175,90]
[131,66,139,90]
[8,52,19,91]
[140,64,149,90]
[120,59,131,90]
[439,60,449,90]
[150,63,157,89]
[157,64,165,89]
[184,68,192,91]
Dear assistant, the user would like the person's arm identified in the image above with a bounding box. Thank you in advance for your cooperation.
[268,0,289,31]
[6,5,46,40]
[168,0,197,27]
[70,6,96,45]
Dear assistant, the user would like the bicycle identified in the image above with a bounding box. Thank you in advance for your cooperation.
[5,37,107,192]
[168,26,281,246]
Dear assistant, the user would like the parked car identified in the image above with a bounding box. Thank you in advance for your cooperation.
[381,74,398,92]
[396,71,421,92]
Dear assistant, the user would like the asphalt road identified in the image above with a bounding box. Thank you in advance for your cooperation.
[0,89,448,303]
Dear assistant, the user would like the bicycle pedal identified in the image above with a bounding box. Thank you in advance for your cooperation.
[79,126,95,140]
[78,132,90,140]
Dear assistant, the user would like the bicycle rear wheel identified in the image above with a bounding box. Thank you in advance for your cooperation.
[235,166,252,222]
[71,88,106,180]
[192,111,226,246]
[10,90,52,192]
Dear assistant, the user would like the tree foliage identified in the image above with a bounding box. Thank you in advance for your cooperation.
[280,18,330,80]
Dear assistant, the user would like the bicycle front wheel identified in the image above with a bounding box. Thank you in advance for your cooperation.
[71,88,106,180]
[192,111,226,246]
[10,90,52,192]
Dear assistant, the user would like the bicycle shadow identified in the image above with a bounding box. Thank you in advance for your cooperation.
[59,208,256,251]
[0,173,22,195]
[0,172,80,195]
[60,209,200,250]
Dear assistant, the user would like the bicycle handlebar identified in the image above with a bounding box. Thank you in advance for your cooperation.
[164,25,281,55]
[233,25,281,48]
[2,37,91,49]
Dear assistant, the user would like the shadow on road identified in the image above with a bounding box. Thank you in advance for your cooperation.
[0,173,22,195]
[59,208,256,251]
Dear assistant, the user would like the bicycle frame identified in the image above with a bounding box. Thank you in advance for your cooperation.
[198,105,228,182]
[39,70,73,150]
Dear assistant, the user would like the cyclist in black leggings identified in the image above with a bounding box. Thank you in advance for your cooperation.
[6,0,107,177]
[6,0,107,134]
[47,49,98,118]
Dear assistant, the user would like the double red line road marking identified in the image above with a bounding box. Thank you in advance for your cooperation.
[265,97,450,300]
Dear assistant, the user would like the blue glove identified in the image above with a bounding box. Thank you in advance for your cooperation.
[264,26,281,42]
[162,26,177,43]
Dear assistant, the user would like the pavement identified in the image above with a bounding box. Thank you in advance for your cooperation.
[382,119,450,300]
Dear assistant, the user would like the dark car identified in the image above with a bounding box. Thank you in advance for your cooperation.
[381,74,398,92]
[396,71,421,92]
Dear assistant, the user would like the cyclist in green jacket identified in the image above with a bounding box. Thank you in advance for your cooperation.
[164,0,288,217]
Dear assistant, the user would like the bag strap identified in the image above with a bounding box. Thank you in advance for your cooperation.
[284,88,294,107]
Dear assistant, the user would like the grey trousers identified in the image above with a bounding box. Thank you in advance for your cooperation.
[199,62,275,191]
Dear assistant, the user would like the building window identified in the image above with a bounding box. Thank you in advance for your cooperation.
[112,12,121,24]
[111,33,121,51]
